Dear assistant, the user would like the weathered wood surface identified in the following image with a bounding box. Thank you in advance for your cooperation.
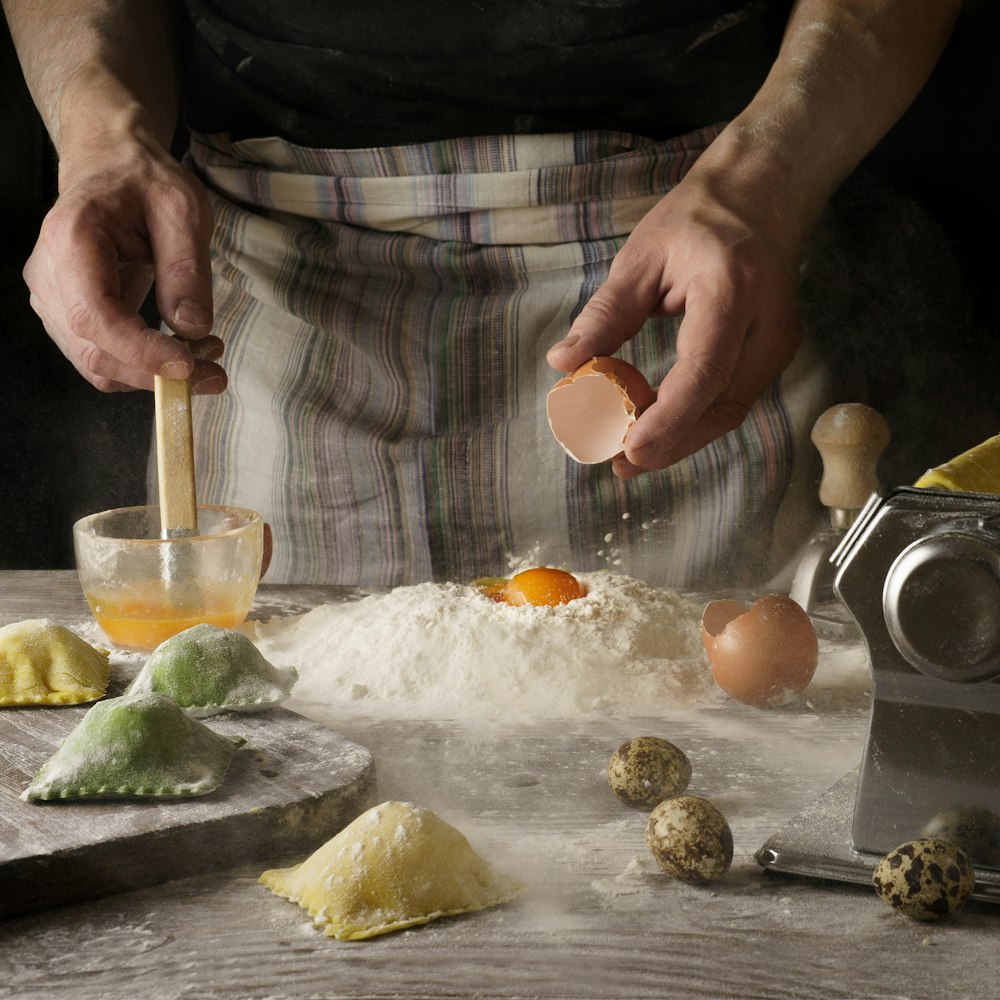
[0,697,377,918]
[0,571,997,1000]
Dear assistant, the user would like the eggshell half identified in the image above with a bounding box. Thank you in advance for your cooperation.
[701,594,818,708]
[699,599,751,657]
[546,357,656,464]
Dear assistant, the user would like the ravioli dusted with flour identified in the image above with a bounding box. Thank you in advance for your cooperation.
[0,618,110,707]
[126,623,297,717]
[259,800,524,940]
[23,691,245,802]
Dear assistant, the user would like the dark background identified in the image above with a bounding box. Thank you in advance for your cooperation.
[1,20,152,568]
[1,4,998,570]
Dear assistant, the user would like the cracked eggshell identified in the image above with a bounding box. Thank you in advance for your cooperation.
[701,594,818,708]
[546,356,656,464]
[700,599,751,658]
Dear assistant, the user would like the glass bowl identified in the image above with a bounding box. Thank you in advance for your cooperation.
[73,504,264,652]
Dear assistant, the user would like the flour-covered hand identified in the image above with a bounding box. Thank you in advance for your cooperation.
[547,155,803,479]
[547,0,962,479]
[24,134,224,393]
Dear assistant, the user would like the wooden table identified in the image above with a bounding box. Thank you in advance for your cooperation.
[0,571,996,1000]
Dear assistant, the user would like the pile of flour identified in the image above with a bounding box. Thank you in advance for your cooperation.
[249,573,718,721]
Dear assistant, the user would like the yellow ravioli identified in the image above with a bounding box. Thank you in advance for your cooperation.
[0,619,110,707]
[260,801,524,940]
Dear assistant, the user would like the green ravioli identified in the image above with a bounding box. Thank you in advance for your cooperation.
[127,623,297,717]
[23,692,245,802]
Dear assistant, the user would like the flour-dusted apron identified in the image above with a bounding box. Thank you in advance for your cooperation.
[181,127,829,587]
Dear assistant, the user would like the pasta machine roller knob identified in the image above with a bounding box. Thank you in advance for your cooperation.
[882,524,1000,683]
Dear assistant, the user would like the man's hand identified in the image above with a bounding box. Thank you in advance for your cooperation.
[548,0,961,478]
[25,137,224,393]
[2,0,226,394]
[547,158,802,479]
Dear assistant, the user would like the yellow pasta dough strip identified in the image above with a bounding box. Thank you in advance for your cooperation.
[260,800,524,940]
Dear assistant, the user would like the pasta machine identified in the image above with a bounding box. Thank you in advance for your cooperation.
[758,433,1000,902]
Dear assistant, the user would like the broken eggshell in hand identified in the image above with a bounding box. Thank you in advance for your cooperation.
[546,356,656,463]
[701,595,818,708]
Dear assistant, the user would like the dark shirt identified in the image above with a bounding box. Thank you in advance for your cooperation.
[177,0,793,148]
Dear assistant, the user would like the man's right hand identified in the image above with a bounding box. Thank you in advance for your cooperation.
[24,132,225,394]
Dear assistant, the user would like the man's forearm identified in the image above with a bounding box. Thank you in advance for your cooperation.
[699,0,963,240]
[2,0,179,161]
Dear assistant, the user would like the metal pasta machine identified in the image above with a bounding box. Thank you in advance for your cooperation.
[759,429,1000,899]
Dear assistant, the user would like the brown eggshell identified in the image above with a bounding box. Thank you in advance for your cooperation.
[700,599,751,657]
[703,594,818,708]
[546,356,656,464]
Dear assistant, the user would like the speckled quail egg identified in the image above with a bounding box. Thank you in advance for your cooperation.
[645,795,733,883]
[607,736,692,809]
[872,838,975,920]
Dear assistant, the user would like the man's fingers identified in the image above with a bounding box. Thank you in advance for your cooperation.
[38,217,196,380]
[622,287,748,461]
[147,181,214,340]
[190,358,228,395]
[118,260,156,313]
[38,315,151,393]
[619,313,802,474]
[546,257,666,373]
[622,396,755,474]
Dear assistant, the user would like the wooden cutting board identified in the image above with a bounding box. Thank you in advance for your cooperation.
[0,682,378,918]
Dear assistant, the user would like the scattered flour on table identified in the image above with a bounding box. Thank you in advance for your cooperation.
[248,573,719,721]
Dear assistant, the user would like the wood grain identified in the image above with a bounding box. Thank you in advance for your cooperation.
[0,574,377,918]
[0,572,998,1000]
[0,702,377,919]
[153,374,198,535]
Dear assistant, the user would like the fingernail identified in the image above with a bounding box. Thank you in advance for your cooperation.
[191,374,226,395]
[173,298,211,328]
[190,338,224,361]
[629,439,658,463]
[158,361,191,379]
[553,333,580,352]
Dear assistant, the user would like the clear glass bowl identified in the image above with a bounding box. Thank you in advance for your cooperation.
[73,504,264,651]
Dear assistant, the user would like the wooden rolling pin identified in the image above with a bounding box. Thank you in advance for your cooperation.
[788,402,890,620]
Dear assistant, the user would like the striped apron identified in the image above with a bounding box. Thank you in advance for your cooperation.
[180,126,830,587]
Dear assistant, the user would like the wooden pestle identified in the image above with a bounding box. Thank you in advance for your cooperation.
[154,374,199,538]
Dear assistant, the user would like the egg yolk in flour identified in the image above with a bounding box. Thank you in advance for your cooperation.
[499,567,587,607]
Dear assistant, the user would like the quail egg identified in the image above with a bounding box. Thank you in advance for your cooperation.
[607,736,691,809]
[645,795,733,883]
[872,837,975,920]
